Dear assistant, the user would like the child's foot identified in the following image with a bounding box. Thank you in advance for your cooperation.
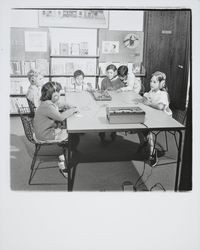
[110,132,116,141]
[149,149,158,167]
[59,168,68,178]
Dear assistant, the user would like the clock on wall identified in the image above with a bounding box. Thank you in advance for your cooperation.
[123,33,140,49]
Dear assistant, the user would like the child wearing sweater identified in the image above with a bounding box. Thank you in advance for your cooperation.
[26,69,44,108]
[33,81,80,177]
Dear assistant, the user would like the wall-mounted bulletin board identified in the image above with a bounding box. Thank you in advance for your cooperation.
[99,29,143,64]
[10,27,50,75]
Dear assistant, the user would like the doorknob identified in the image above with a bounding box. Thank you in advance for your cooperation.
[178,65,184,69]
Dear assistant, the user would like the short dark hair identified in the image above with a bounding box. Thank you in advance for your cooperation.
[40,81,62,101]
[117,65,128,77]
[74,70,85,78]
[106,64,117,72]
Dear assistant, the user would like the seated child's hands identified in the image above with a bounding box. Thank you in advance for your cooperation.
[71,107,78,114]
[133,98,143,103]
[142,96,151,105]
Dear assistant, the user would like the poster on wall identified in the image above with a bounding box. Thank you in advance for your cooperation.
[102,41,119,54]
[38,10,109,28]
[25,31,47,52]
[99,30,144,64]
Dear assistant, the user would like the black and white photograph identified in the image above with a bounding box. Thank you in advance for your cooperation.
[10,8,191,192]
[1,1,200,250]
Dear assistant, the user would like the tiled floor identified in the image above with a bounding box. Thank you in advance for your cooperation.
[10,117,180,191]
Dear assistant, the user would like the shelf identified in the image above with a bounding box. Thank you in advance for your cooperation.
[50,74,99,77]
[10,94,26,97]
[10,75,50,78]
[50,55,99,59]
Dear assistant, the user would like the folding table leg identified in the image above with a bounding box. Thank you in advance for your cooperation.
[174,130,183,191]
[67,134,73,191]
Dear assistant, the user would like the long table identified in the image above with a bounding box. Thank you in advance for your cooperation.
[64,91,185,191]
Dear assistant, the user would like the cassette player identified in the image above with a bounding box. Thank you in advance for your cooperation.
[91,90,112,101]
[106,106,145,124]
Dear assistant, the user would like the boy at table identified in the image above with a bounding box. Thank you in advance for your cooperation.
[117,65,141,93]
[100,64,124,91]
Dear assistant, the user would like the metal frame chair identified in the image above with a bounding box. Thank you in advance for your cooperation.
[152,108,187,154]
[166,108,187,149]
[17,105,69,185]
[26,98,36,118]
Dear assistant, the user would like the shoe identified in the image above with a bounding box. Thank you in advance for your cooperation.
[110,132,116,141]
[59,168,68,178]
[58,154,65,162]
[149,149,158,167]
[58,161,65,170]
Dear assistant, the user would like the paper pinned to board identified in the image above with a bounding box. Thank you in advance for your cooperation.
[25,31,47,52]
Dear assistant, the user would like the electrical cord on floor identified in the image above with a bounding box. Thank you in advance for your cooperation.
[150,183,166,191]
[136,167,153,190]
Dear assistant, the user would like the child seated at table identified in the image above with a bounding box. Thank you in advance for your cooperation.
[99,64,124,142]
[72,70,93,91]
[33,81,80,178]
[137,71,172,167]
[26,69,44,108]
[101,64,124,91]
[117,65,141,93]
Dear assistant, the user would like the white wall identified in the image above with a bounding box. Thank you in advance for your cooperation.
[109,11,143,31]
[11,9,144,30]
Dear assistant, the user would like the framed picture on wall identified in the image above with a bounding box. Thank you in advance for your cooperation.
[38,10,109,28]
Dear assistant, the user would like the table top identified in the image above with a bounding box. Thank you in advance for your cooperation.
[63,91,185,133]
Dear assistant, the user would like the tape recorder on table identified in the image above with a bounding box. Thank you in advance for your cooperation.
[106,106,145,124]
[91,90,112,101]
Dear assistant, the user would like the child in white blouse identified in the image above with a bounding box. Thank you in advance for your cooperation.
[26,69,44,108]
[138,71,172,167]
[73,70,93,91]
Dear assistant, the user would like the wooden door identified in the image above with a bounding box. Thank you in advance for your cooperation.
[143,10,191,110]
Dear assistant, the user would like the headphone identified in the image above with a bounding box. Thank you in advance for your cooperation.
[50,82,59,102]
[153,71,166,90]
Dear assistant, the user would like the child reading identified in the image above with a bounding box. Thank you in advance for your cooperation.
[117,65,141,93]
[99,64,124,142]
[137,71,172,167]
[26,69,44,108]
[101,64,124,91]
[33,81,80,177]
[73,69,93,91]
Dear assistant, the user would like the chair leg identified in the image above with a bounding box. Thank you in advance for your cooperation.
[62,146,68,169]
[164,131,169,151]
[28,144,41,185]
[174,133,179,149]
